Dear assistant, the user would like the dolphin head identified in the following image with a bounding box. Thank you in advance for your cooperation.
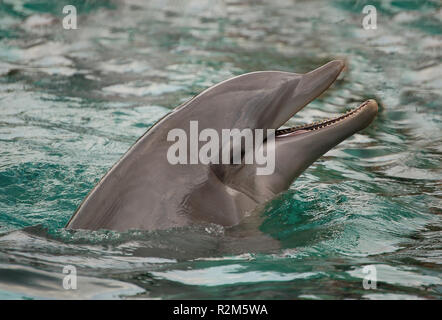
[66,60,378,231]
[200,60,378,202]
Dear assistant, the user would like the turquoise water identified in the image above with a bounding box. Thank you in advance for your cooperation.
[0,0,441,299]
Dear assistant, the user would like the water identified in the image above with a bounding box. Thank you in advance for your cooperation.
[0,0,441,299]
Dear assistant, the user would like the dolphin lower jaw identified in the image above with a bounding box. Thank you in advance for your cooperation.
[269,99,378,191]
[275,99,378,138]
[231,99,378,202]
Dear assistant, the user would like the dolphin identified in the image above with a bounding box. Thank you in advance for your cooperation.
[66,60,378,232]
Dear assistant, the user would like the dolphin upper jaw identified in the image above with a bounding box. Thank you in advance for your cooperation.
[264,60,346,131]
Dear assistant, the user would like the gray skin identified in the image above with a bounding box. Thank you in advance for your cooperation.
[66,60,378,232]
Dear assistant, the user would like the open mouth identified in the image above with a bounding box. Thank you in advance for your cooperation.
[275,100,371,137]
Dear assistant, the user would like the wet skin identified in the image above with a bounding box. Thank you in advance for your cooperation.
[66,60,378,232]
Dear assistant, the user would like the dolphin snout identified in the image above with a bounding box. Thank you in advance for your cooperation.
[294,60,345,100]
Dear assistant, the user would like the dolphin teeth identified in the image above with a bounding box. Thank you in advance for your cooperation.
[275,101,370,137]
